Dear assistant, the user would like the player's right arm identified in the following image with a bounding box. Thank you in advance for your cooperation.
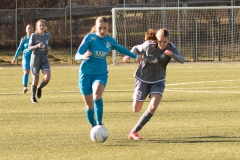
[28,34,40,51]
[75,35,91,60]
[122,44,144,63]
[11,37,24,64]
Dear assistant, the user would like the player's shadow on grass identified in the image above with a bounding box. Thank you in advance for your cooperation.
[105,99,189,103]
[144,135,240,143]
[105,100,134,103]
[161,99,189,103]
[105,136,240,147]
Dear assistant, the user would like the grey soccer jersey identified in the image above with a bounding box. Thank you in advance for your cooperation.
[131,40,184,83]
[28,33,51,75]
[28,33,51,55]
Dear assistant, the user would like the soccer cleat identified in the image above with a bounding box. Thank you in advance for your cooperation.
[37,88,42,98]
[128,132,142,140]
[31,97,38,103]
[23,87,28,93]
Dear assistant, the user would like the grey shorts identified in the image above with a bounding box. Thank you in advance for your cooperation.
[132,79,165,101]
[30,54,50,75]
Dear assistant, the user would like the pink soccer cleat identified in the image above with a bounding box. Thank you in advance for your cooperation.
[128,132,142,140]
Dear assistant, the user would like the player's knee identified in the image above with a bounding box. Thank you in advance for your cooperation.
[133,108,140,113]
[44,79,50,83]
[132,101,143,112]
[147,106,157,114]
[132,105,141,112]
[92,94,102,100]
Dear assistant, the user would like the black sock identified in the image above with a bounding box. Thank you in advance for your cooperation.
[32,85,37,98]
[132,110,153,133]
[38,80,47,89]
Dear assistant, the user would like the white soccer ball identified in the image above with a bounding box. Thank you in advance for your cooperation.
[90,125,108,143]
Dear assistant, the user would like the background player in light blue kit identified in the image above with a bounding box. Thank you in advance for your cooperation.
[28,19,51,103]
[123,28,184,140]
[11,24,33,93]
[75,16,145,128]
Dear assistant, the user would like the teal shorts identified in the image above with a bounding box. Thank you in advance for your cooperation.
[22,54,31,70]
[78,72,108,95]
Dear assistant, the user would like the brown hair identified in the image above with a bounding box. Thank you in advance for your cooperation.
[156,28,170,39]
[96,16,108,23]
[26,24,33,28]
[25,24,33,35]
[89,16,109,34]
[35,19,48,33]
[145,29,157,41]
[89,26,96,33]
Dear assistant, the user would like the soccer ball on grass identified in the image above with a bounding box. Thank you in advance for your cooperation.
[90,125,108,143]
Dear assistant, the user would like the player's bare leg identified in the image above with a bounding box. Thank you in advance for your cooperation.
[129,94,162,140]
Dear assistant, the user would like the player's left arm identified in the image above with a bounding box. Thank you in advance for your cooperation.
[122,44,144,62]
[46,33,51,52]
[109,37,145,62]
[109,38,137,59]
[165,43,184,63]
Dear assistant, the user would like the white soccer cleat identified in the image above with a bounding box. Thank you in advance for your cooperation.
[23,87,28,93]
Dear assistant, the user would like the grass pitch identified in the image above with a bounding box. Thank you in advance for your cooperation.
[0,63,240,160]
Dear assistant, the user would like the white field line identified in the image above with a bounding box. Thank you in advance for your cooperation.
[1,89,240,95]
[166,79,240,86]
[168,86,240,89]
[166,79,240,93]
[165,89,240,94]
[1,79,240,95]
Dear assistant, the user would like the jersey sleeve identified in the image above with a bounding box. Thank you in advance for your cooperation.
[109,38,137,59]
[130,44,144,55]
[14,37,24,59]
[75,53,86,60]
[75,35,90,60]
[47,33,51,47]
[28,34,39,51]
[169,42,184,63]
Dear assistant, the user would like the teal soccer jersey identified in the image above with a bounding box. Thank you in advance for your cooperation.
[75,33,137,74]
[13,36,32,70]
[14,36,32,59]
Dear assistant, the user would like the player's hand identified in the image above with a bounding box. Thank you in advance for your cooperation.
[38,42,43,48]
[137,55,145,63]
[165,50,173,56]
[11,59,16,64]
[82,50,92,60]
[122,55,130,63]
[46,46,51,51]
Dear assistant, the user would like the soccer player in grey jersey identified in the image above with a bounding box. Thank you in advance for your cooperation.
[123,29,184,140]
[28,19,51,103]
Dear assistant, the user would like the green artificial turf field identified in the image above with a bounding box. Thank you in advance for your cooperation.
[0,63,240,160]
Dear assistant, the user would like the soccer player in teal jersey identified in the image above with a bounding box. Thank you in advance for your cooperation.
[75,16,145,128]
[11,24,33,93]
[28,19,51,103]
[123,29,184,140]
